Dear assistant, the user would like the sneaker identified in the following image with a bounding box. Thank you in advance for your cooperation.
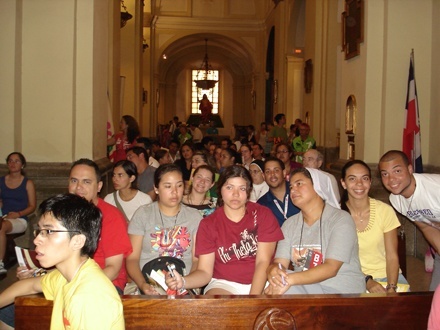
[0,262,7,275]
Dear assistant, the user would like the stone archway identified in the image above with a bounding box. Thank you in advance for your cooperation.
[153,33,258,136]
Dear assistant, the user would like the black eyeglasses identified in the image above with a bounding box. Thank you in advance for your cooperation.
[34,229,80,238]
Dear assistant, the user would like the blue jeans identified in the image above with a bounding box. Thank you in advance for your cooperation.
[374,273,410,291]
[0,303,14,327]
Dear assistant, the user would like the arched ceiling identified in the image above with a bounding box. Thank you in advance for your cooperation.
[157,33,256,83]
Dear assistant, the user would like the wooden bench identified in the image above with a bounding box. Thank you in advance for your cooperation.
[15,292,433,329]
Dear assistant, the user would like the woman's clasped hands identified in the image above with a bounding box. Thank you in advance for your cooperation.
[265,263,290,295]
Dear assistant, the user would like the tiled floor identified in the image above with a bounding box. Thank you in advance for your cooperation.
[0,256,433,292]
[0,263,19,291]
[406,255,432,291]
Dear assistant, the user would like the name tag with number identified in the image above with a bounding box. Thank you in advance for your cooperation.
[303,249,323,270]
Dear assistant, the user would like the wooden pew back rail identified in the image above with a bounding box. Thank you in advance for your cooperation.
[15,292,433,329]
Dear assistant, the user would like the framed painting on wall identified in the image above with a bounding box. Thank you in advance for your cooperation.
[342,0,364,60]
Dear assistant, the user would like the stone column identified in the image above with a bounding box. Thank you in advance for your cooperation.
[0,0,116,209]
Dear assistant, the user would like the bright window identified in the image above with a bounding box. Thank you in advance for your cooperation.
[191,70,219,114]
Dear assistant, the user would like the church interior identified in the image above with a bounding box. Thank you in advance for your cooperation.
[1,0,439,290]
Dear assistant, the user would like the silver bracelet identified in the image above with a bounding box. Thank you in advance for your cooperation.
[181,276,186,290]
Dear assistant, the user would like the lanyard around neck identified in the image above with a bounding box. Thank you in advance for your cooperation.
[273,194,289,220]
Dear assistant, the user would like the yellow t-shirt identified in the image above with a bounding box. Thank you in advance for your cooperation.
[357,198,401,279]
[42,258,124,330]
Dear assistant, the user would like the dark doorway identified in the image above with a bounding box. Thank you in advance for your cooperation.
[265,27,275,124]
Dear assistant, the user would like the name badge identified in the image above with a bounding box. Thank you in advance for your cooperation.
[303,249,323,270]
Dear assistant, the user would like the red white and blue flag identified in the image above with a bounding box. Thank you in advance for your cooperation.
[403,52,423,173]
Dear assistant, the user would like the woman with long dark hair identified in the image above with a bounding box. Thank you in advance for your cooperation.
[340,160,408,292]
[104,160,152,222]
[108,115,141,163]
[274,142,301,182]
[182,165,217,217]
[165,165,283,295]
[126,164,203,294]
[219,148,242,173]
[0,152,36,274]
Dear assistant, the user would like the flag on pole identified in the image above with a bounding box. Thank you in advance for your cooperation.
[402,51,423,173]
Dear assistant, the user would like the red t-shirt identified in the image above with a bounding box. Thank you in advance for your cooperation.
[111,132,135,163]
[195,202,283,284]
[95,199,133,290]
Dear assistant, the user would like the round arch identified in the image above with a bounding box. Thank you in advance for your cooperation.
[154,33,259,133]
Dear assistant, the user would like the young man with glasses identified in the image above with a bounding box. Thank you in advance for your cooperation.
[0,193,124,329]
[0,159,132,329]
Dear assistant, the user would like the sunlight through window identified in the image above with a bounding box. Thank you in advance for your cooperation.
[192,70,219,114]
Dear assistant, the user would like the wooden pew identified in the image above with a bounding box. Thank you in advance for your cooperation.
[15,292,433,329]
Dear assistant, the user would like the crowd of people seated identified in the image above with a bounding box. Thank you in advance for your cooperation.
[1,113,440,328]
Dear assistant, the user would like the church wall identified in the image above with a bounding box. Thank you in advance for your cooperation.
[0,0,112,163]
[379,0,433,164]
[0,0,19,157]
[323,1,341,150]
[339,0,436,165]
[428,0,440,166]
[120,0,144,132]
[338,0,368,162]
[0,0,115,213]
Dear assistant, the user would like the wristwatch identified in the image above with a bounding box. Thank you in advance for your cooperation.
[365,275,373,283]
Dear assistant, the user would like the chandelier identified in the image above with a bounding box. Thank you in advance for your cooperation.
[194,39,218,89]
[120,0,133,28]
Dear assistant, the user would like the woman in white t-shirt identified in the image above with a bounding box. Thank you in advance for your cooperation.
[104,160,152,221]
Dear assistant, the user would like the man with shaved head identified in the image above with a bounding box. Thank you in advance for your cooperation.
[379,150,440,290]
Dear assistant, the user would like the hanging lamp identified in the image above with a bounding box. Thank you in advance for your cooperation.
[120,0,133,28]
[194,39,218,89]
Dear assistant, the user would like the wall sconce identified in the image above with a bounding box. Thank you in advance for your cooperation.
[273,80,278,104]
